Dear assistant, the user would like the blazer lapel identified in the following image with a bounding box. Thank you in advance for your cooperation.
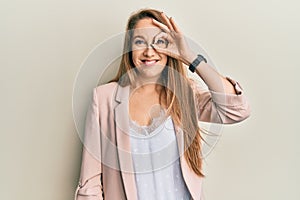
[114,83,138,200]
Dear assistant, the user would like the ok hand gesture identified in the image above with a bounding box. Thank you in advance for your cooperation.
[151,12,197,66]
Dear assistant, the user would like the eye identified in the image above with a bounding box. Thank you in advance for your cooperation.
[156,39,166,44]
[134,39,146,46]
[155,38,168,48]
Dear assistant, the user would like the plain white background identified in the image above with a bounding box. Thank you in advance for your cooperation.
[1,0,299,199]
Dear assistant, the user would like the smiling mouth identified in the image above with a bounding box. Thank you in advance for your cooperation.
[141,59,159,66]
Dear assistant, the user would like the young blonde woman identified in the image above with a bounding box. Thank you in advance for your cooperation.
[74,8,250,200]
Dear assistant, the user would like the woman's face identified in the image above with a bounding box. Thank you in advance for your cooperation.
[131,18,168,81]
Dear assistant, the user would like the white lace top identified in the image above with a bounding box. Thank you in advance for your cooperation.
[129,107,191,200]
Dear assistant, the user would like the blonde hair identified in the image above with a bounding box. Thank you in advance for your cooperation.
[109,8,205,177]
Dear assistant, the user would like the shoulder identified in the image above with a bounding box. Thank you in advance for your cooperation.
[94,81,119,99]
[95,81,118,93]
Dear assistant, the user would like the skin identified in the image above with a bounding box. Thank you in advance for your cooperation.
[151,12,236,94]
[129,18,168,126]
[129,12,237,126]
[131,18,168,88]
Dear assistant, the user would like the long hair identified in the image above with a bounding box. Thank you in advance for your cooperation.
[108,8,205,177]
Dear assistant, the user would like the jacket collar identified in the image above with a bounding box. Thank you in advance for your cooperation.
[115,82,129,103]
[113,83,135,199]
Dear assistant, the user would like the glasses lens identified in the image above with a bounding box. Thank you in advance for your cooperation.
[154,37,168,48]
[132,37,168,50]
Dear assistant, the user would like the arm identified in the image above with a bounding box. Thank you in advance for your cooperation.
[152,12,250,123]
[74,88,104,200]
[152,12,243,96]
[188,77,250,124]
[186,53,238,95]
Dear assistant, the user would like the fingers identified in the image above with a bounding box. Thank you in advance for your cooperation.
[152,18,171,33]
[169,17,181,33]
[160,12,174,31]
[151,43,180,60]
[152,12,179,34]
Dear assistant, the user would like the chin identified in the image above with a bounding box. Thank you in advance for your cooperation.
[136,69,164,80]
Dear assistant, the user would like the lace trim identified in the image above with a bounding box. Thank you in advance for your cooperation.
[129,107,168,136]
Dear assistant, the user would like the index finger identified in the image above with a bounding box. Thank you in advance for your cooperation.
[160,12,174,31]
[152,18,171,34]
[169,17,182,33]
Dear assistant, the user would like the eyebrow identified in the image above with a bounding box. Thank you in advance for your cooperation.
[132,31,163,40]
[132,35,145,40]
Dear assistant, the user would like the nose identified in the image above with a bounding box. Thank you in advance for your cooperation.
[143,44,156,57]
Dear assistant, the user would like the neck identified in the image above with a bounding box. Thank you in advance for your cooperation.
[131,76,164,94]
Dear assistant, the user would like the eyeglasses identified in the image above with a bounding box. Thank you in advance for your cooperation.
[132,36,169,50]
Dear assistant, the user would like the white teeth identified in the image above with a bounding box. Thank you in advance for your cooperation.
[144,60,157,66]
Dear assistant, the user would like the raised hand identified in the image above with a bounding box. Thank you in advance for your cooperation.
[151,12,197,66]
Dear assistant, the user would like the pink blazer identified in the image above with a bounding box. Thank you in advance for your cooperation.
[74,77,250,200]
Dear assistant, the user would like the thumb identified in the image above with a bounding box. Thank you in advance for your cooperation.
[151,44,180,60]
[151,44,175,57]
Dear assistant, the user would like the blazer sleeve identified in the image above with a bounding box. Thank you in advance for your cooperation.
[74,88,104,200]
[189,77,251,124]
